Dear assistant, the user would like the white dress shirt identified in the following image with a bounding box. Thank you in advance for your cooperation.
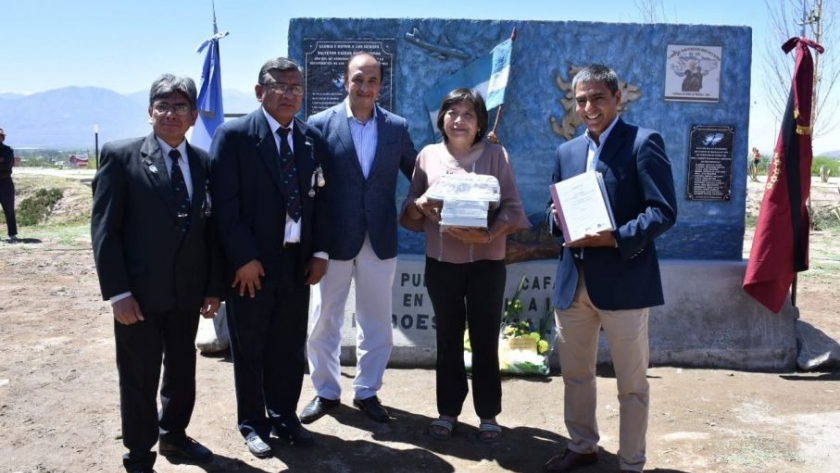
[345,98,378,179]
[262,108,303,244]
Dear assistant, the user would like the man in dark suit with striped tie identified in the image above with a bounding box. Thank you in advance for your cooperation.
[91,74,224,473]
[210,57,330,458]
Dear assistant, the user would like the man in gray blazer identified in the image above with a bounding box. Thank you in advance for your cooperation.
[302,52,417,424]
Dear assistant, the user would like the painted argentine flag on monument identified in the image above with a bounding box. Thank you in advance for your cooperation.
[424,38,513,134]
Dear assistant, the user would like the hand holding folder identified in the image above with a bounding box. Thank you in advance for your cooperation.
[549,171,616,243]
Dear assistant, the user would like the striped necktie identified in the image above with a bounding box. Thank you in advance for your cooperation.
[169,149,191,235]
[277,127,302,221]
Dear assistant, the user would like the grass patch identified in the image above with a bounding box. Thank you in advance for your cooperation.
[719,435,804,468]
[810,204,840,231]
[35,223,91,247]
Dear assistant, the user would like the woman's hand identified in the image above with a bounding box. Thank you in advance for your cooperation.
[412,195,442,223]
[444,226,492,244]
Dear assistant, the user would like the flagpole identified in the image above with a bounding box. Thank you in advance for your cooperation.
[212,0,218,35]
[487,27,517,145]
[791,4,821,308]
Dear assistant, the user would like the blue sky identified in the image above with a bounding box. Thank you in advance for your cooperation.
[1,0,835,152]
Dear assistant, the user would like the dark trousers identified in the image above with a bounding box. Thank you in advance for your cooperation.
[0,178,17,237]
[226,247,309,440]
[115,306,200,472]
[425,257,506,419]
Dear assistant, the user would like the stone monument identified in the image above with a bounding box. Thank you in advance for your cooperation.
[289,18,797,371]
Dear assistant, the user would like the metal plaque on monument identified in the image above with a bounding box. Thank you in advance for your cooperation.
[686,124,735,201]
[302,39,396,116]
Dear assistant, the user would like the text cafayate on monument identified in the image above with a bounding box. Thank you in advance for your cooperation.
[549,171,616,243]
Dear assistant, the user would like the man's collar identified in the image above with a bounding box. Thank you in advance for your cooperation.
[344,98,376,123]
[262,108,295,134]
[155,136,187,157]
[584,116,620,147]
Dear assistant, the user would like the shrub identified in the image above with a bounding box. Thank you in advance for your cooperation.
[811,204,840,231]
[16,188,64,226]
[812,156,840,177]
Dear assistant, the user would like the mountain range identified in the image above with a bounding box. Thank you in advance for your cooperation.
[2,86,839,159]
[0,87,259,149]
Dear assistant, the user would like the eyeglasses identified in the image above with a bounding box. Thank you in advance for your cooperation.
[263,83,304,97]
[153,103,191,116]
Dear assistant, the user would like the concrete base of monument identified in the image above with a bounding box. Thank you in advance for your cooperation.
[323,256,797,372]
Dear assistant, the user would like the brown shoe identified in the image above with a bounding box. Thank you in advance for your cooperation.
[544,449,598,472]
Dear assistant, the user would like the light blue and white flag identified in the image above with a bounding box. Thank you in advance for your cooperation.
[423,38,513,133]
[190,10,228,152]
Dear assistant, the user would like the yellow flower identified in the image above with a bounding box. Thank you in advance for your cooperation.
[537,340,549,354]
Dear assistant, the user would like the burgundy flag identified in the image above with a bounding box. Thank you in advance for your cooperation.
[743,37,825,313]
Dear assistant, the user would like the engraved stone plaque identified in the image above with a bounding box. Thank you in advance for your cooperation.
[686,124,735,201]
[302,39,396,116]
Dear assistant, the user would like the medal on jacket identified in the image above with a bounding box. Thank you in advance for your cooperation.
[309,165,326,197]
[305,138,317,197]
[316,165,325,187]
[202,178,212,217]
[143,157,158,174]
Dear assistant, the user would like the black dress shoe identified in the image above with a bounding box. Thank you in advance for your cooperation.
[158,436,213,462]
[245,435,272,458]
[353,395,390,423]
[272,423,315,446]
[543,449,598,472]
[300,396,341,424]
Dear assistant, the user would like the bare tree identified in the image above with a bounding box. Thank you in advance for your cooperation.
[764,0,839,140]
[634,0,681,23]
[635,0,665,22]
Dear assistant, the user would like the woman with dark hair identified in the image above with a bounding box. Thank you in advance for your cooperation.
[399,87,530,443]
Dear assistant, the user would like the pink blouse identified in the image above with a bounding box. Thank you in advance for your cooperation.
[400,141,530,264]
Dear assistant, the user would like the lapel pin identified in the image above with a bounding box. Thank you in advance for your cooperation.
[143,157,158,174]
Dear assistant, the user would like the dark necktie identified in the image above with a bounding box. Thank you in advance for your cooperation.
[169,149,191,235]
[277,127,302,222]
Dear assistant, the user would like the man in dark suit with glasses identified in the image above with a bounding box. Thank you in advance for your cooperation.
[91,73,224,473]
[210,57,330,458]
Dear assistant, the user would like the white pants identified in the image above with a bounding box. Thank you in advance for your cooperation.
[307,235,396,400]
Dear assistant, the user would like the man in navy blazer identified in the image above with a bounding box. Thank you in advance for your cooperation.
[543,65,677,473]
[91,74,223,473]
[210,58,330,457]
[302,52,417,424]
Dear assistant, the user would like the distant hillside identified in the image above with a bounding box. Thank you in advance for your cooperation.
[0,87,260,149]
[819,149,840,159]
[124,89,258,114]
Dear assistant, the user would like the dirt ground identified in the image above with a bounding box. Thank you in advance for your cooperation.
[0,172,838,473]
